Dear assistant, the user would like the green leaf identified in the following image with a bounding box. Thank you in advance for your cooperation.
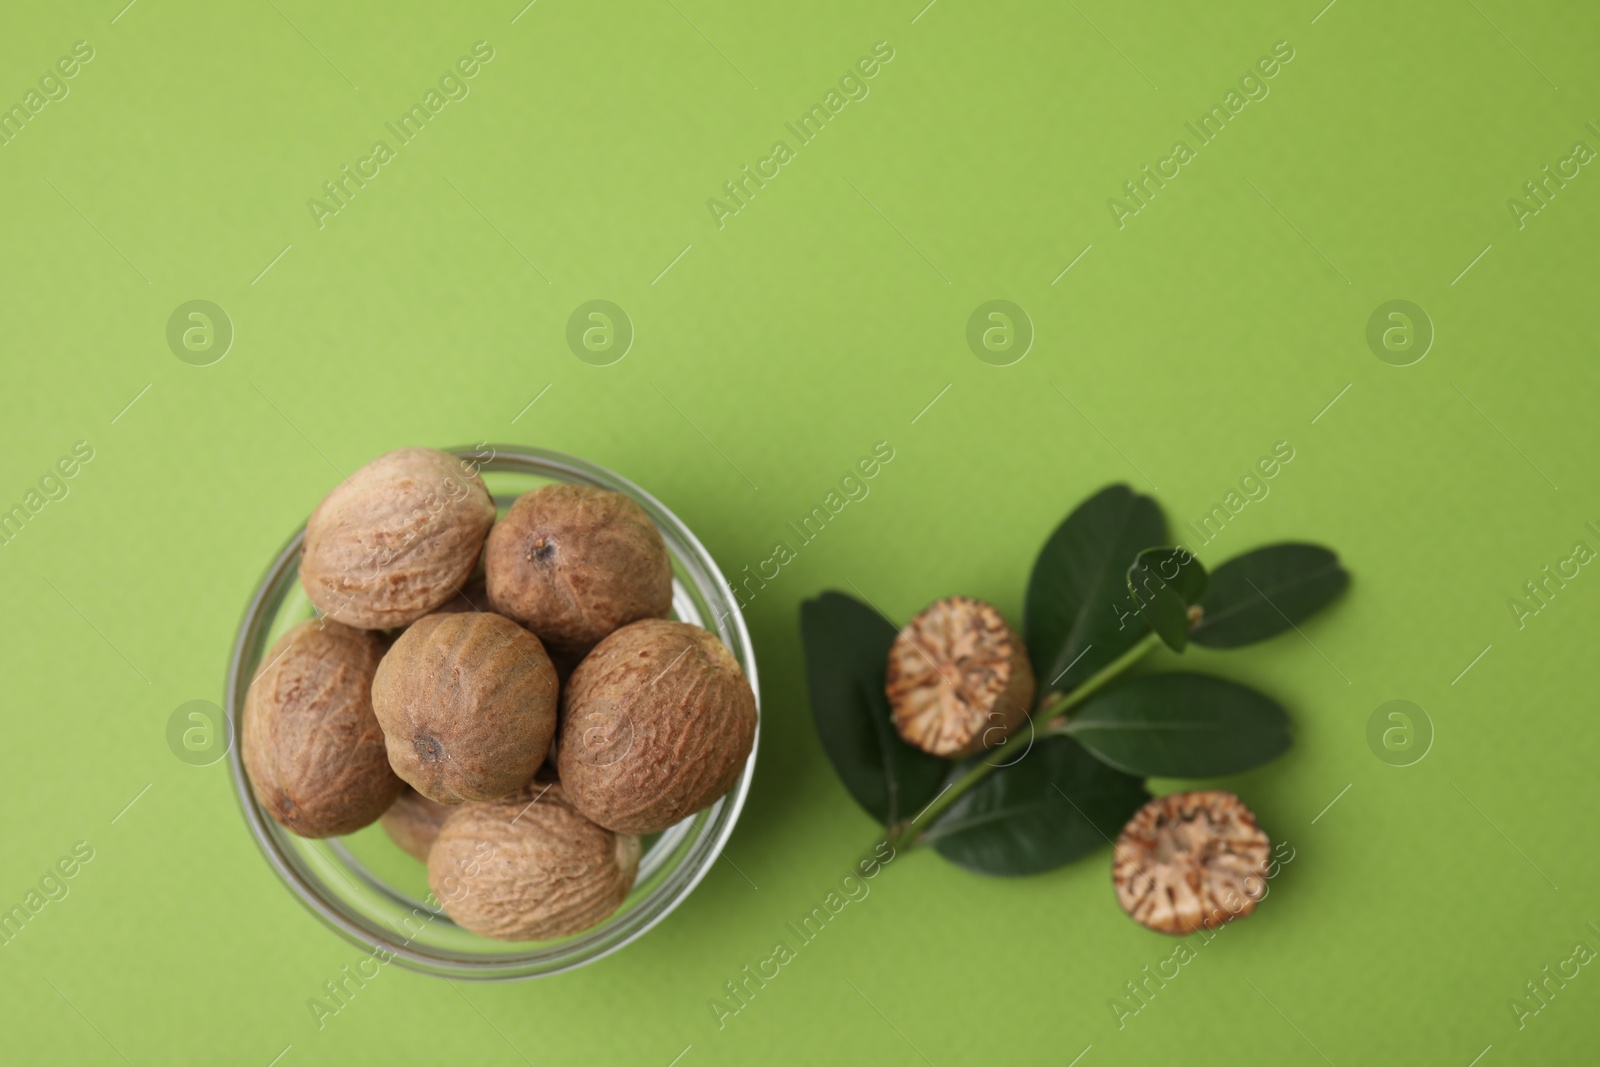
[1127,547,1207,652]
[926,735,1149,876]
[800,592,948,828]
[1025,485,1166,698]
[1063,672,1291,777]
[1190,543,1350,649]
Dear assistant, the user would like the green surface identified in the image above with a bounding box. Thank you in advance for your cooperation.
[2,1,1597,1064]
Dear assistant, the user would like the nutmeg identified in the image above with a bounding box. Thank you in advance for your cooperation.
[1112,790,1271,935]
[484,484,673,658]
[428,779,640,941]
[558,619,756,834]
[381,787,456,862]
[301,448,497,630]
[885,596,1036,758]
[370,612,558,804]
[242,619,403,837]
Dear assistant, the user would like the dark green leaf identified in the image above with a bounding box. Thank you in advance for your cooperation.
[1127,547,1208,652]
[1063,672,1291,777]
[800,592,948,828]
[1025,485,1166,698]
[1190,543,1350,649]
[926,735,1149,876]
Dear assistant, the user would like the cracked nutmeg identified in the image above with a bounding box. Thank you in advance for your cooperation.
[428,778,641,942]
[483,484,673,659]
[885,596,1036,758]
[300,448,497,630]
[242,619,403,837]
[370,612,558,804]
[1112,790,1272,935]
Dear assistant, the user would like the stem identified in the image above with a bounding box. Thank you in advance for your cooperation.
[883,758,1002,851]
[1035,630,1161,728]
[876,630,1163,853]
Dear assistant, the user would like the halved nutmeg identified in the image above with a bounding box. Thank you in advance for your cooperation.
[1113,790,1271,935]
[885,596,1036,758]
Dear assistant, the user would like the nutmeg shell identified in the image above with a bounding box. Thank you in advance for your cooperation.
[371,612,558,804]
[558,619,756,834]
[484,484,673,658]
[242,619,403,837]
[301,448,497,630]
[428,779,640,941]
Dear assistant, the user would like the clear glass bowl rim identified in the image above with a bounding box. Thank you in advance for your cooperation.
[224,444,759,980]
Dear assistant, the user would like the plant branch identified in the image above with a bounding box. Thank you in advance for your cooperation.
[1036,630,1162,729]
[883,757,1002,852]
[877,630,1162,853]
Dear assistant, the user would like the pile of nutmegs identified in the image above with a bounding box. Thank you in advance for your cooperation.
[242,448,757,941]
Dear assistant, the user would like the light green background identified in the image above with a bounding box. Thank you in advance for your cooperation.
[2,1,1596,1064]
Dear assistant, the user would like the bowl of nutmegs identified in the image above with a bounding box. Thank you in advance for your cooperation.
[226,446,759,979]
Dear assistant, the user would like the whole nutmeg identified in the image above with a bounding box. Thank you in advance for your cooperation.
[428,779,640,941]
[301,448,497,630]
[1113,791,1271,935]
[558,619,756,834]
[371,612,558,804]
[381,787,455,862]
[885,596,1036,758]
[242,619,403,837]
[484,484,672,658]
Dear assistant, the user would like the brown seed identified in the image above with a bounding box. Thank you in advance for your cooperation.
[435,573,581,697]
[885,596,1036,758]
[242,619,403,837]
[428,779,640,941]
[371,612,558,804]
[558,619,756,834]
[484,484,672,659]
[1112,790,1271,936]
[381,787,456,862]
[301,448,497,630]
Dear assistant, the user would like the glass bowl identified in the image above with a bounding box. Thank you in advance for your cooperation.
[225,445,759,980]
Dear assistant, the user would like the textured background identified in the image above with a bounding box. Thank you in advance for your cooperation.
[2,1,1597,1064]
